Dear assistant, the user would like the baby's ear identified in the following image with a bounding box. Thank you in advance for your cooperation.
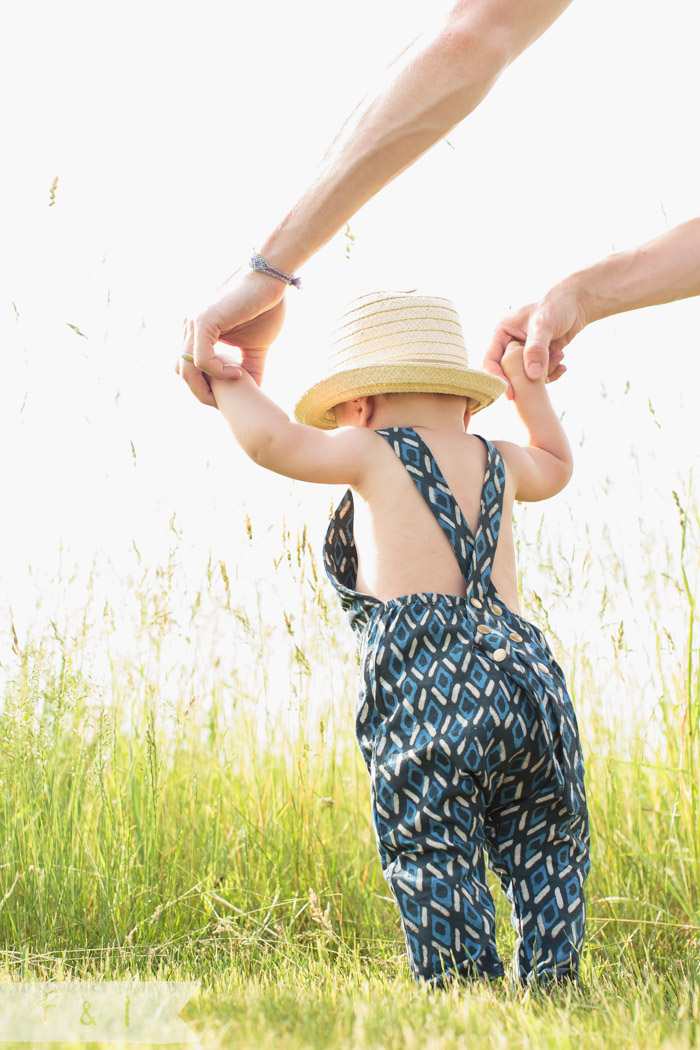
[463,401,472,432]
[357,396,375,428]
[334,397,371,427]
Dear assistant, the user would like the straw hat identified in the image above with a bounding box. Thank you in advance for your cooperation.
[293,290,506,429]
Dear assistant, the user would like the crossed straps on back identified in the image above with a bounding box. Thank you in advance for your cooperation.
[375,427,506,603]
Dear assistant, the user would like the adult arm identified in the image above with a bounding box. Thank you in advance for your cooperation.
[179,0,574,406]
[485,217,700,395]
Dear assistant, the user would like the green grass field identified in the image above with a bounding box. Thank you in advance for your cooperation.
[1,499,699,1049]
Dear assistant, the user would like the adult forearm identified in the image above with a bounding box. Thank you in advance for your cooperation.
[565,218,700,326]
[260,0,573,273]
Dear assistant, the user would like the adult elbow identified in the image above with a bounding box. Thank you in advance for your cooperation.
[442,1,520,71]
[446,0,572,69]
[435,18,512,81]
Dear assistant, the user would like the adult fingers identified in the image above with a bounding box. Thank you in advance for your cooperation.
[193,312,243,379]
[522,315,555,380]
[181,360,219,407]
[239,347,269,388]
[179,319,220,407]
[483,329,514,379]
[546,348,565,380]
[545,362,567,384]
[484,329,522,400]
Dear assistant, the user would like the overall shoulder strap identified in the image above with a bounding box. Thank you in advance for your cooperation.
[375,426,475,582]
[470,436,506,600]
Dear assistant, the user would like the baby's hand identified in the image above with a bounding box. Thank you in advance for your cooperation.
[500,340,540,387]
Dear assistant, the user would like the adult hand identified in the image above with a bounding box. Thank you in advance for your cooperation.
[484,282,588,398]
[175,267,287,407]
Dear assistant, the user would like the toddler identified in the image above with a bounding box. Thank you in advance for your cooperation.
[195,290,590,989]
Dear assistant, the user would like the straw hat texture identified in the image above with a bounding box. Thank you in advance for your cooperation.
[294,291,506,429]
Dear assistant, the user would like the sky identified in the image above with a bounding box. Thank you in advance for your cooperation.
[1,0,699,718]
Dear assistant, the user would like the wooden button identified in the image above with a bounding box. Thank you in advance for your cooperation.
[538,663,551,675]
[491,603,503,616]
[470,598,482,610]
[476,624,490,635]
[493,648,507,662]
[509,632,523,643]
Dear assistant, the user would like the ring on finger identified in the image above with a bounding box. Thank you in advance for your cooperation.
[181,353,195,363]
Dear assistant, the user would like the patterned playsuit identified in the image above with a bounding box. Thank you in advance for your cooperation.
[324,427,590,987]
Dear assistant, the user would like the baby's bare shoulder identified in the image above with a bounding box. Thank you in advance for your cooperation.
[491,438,522,463]
[490,439,524,485]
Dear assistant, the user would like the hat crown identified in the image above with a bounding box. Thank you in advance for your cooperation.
[327,291,471,379]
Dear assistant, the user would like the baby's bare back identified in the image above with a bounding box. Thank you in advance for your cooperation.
[350,427,521,614]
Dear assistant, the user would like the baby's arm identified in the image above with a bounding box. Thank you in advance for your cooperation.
[209,371,369,485]
[494,340,573,501]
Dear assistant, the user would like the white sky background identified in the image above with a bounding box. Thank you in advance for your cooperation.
[1,0,699,724]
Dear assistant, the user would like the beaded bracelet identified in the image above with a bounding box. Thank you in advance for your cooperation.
[249,252,302,289]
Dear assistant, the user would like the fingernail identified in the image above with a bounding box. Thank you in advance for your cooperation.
[528,363,543,378]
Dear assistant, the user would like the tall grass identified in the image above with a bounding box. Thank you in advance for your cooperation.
[0,487,699,1048]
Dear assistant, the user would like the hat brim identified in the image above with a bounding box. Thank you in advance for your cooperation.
[294,363,506,429]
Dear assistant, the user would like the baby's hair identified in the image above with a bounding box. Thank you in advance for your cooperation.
[330,389,474,423]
